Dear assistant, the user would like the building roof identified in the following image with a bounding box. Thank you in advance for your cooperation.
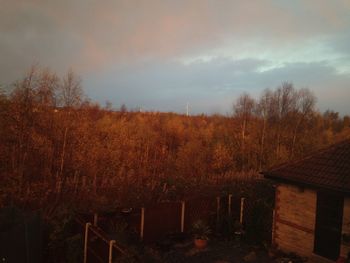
[262,139,350,194]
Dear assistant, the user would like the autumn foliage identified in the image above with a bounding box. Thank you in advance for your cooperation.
[0,67,349,212]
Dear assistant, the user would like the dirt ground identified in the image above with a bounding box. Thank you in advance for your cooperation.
[145,238,274,263]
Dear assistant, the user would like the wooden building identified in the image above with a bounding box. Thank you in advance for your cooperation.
[263,140,350,262]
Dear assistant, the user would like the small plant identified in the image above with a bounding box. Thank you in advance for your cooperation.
[191,220,211,240]
[191,220,211,249]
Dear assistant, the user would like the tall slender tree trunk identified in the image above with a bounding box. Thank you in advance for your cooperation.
[259,117,266,170]
[58,126,68,197]
[276,121,281,160]
[241,118,246,171]
[291,117,303,159]
[93,171,97,194]
[59,127,68,176]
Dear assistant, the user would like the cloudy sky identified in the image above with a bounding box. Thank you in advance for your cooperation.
[1,0,350,114]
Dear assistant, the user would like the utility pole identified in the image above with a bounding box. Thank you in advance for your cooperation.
[186,102,189,116]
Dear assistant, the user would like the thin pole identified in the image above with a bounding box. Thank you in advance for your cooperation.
[272,209,276,245]
[181,201,185,232]
[93,213,98,227]
[240,198,245,224]
[108,240,116,263]
[216,196,221,232]
[140,208,145,240]
[228,194,232,216]
[216,196,220,222]
[24,220,30,262]
[84,223,91,263]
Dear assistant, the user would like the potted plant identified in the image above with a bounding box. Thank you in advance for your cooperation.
[191,220,211,249]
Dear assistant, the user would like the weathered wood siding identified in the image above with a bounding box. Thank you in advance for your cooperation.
[274,183,317,257]
[341,197,350,258]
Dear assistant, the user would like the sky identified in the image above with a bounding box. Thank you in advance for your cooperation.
[1,0,350,115]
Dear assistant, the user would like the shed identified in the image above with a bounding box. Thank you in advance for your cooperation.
[262,139,350,262]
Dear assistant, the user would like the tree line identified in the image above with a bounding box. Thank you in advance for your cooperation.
[0,67,349,209]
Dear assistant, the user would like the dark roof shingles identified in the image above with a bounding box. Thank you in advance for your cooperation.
[263,140,350,193]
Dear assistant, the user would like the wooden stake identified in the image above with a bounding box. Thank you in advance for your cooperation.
[228,194,232,216]
[93,213,98,227]
[84,222,91,263]
[181,201,185,232]
[272,209,276,245]
[140,208,145,240]
[108,240,116,263]
[240,198,245,224]
[216,196,220,221]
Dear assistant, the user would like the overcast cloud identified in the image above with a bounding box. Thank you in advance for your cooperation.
[1,0,349,114]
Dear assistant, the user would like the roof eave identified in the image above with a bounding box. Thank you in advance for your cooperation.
[262,172,350,196]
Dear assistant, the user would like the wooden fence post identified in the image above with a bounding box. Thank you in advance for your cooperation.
[272,209,276,245]
[140,208,145,240]
[93,213,98,227]
[108,240,116,263]
[216,196,221,230]
[228,194,232,216]
[240,197,245,224]
[181,201,185,233]
[84,222,91,263]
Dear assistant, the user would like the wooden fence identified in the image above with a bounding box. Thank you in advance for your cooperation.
[77,194,273,262]
[75,215,132,263]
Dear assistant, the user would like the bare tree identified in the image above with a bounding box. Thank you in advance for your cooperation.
[35,68,59,108]
[233,93,255,171]
[256,89,273,169]
[271,82,297,160]
[59,69,83,108]
[57,70,84,197]
[9,66,38,193]
[290,88,316,157]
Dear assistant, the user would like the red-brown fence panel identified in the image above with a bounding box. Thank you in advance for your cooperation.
[184,196,217,232]
[143,202,182,243]
[229,195,241,221]
[126,208,142,236]
[243,198,273,244]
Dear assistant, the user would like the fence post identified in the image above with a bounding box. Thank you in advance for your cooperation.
[240,197,245,224]
[181,201,185,233]
[84,222,91,263]
[216,196,221,231]
[140,208,145,240]
[216,196,221,217]
[228,194,232,216]
[93,213,98,227]
[109,240,116,263]
[272,209,276,245]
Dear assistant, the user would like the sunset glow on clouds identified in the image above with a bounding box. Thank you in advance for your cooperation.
[1,0,350,114]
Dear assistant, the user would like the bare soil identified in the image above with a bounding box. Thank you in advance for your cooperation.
[148,238,274,263]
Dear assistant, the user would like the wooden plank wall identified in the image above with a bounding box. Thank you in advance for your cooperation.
[274,183,317,257]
